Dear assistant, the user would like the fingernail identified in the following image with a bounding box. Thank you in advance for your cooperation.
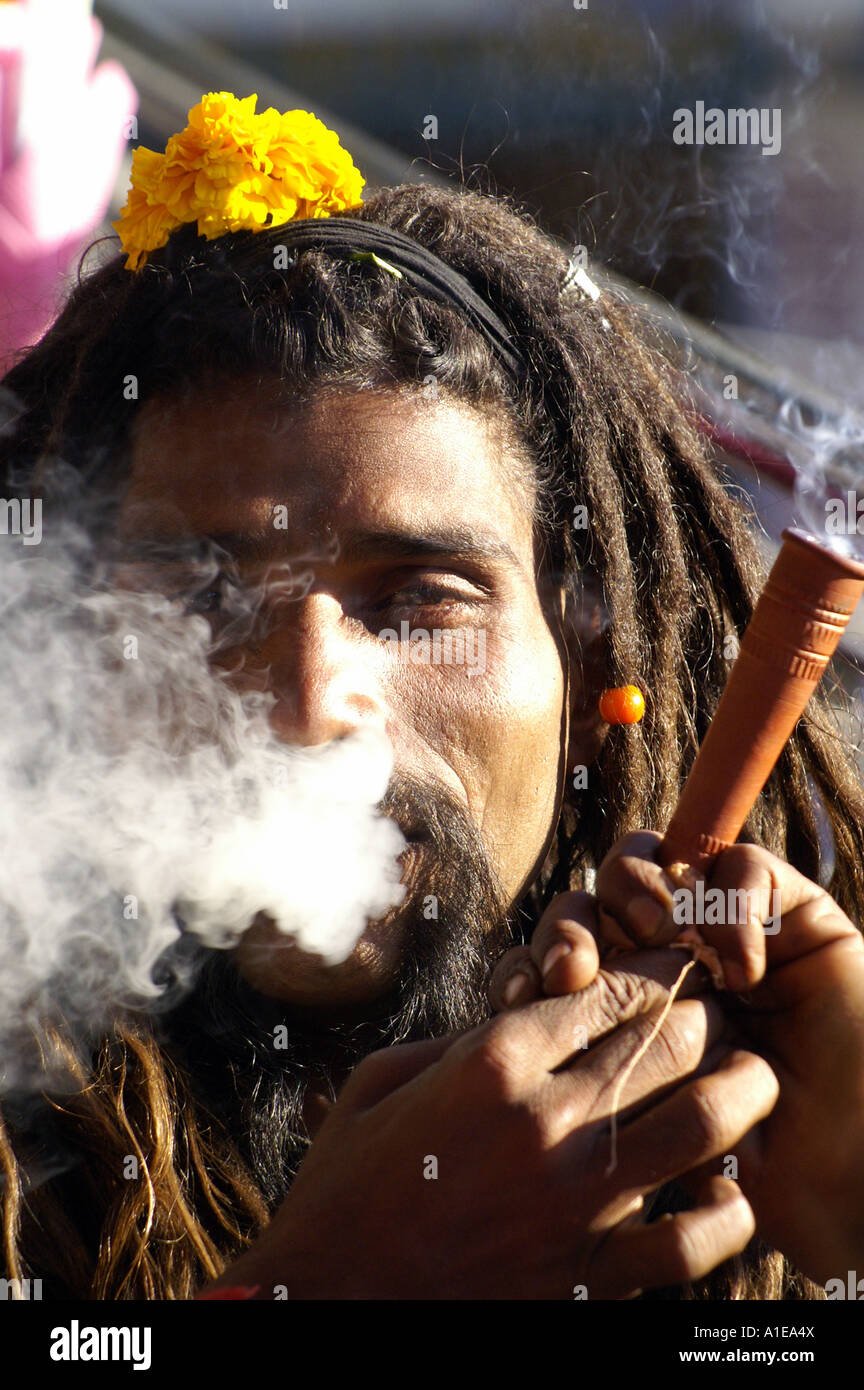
[503,972,531,1006]
[542,942,572,979]
[627,895,668,938]
[722,960,750,993]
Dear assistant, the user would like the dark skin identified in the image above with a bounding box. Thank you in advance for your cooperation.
[491,836,864,1284]
[119,378,565,1007]
[117,375,862,1297]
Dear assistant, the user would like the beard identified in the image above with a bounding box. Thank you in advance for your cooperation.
[156,771,521,1206]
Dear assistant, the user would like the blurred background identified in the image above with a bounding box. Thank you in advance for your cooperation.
[96,0,864,348]
[4,0,864,689]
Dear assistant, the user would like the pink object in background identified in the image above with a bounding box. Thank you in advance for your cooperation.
[0,0,137,370]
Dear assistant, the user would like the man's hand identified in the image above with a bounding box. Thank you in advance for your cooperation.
[203,954,776,1300]
[491,831,864,1285]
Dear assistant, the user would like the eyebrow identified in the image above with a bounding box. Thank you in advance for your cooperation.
[197,526,523,570]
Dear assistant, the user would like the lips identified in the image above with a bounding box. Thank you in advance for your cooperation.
[398,830,428,861]
[397,822,428,843]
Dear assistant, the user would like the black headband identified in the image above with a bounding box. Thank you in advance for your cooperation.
[263,216,529,382]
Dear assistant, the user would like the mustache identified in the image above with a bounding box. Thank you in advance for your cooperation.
[376,768,510,911]
[378,768,467,845]
[150,767,520,1206]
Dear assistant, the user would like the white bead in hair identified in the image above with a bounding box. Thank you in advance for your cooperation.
[561,258,602,302]
[560,254,611,330]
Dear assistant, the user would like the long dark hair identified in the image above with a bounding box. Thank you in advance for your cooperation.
[1,181,860,1297]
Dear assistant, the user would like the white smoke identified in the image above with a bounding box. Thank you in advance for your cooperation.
[0,517,407,1091]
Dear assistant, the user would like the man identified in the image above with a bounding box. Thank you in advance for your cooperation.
[3,179,864,1300]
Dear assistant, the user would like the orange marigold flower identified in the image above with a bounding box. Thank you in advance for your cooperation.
[112,91,365,271]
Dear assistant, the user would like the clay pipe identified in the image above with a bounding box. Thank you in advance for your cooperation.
[659,527,864,875]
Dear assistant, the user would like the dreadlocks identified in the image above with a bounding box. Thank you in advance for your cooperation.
[1,180,862,1298]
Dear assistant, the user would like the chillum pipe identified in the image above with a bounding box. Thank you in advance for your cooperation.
[659,527,864,875]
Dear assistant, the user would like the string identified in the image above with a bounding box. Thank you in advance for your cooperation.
[604,954,697,1175]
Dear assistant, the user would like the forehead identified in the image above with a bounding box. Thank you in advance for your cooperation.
[120,379,535,555]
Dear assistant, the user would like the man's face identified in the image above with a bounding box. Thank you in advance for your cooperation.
[117,379,573,1008]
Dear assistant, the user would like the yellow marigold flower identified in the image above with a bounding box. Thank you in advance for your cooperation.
[113,91,365,271]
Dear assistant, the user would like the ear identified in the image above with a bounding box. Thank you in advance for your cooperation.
[559,588,610,774]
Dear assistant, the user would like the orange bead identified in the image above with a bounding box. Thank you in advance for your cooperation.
[598,685,645,725]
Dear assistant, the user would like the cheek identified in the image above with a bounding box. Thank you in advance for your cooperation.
[385,623,566,891]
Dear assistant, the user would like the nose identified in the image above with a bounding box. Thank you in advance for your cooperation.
[260,592,388,747]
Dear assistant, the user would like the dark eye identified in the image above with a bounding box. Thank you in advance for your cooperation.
[388,582,455,607]
[186,572,229,615]
[376,576,483,614]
